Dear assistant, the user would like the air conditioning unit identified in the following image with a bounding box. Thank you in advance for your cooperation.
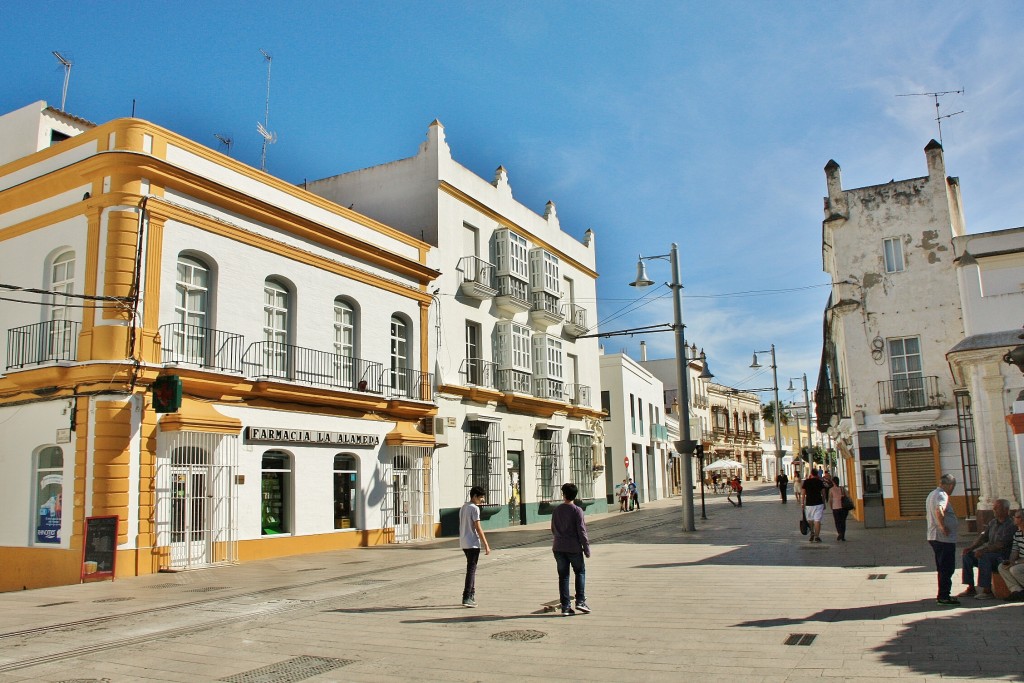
[432,417,449,446]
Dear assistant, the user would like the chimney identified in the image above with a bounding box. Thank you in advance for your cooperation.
[640,341,647,362]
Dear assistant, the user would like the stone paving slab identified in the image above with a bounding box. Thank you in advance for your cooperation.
[1,483,1022,681]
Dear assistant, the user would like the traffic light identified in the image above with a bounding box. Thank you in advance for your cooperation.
[151,375,182,413]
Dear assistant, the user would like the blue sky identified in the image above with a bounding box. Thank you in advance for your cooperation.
[3,2,1022,401]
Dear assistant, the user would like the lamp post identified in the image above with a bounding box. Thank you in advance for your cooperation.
[751,345,783,477]
[631,244,697,532]
[787,373,814,471]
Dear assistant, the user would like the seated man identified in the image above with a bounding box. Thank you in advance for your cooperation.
[997,510,1024,601]
[959,499,1015,600]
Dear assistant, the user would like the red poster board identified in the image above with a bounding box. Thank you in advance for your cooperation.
[81,515,118,582]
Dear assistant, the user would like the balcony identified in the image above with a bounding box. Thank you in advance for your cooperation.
[387,366,433,402]
[817,388,848,423]
[6,320,79,370]
[878,376,943,414]
[498,368,532,394]
[495,275,531,316]
[533,378,564,401]
[565,383,592,408]
[562,303,589,337]
[159,323,245,372]
[650,423,669,442]
[457,256,497,300]
[242,341,383,394]
[530,291,563,328]
[459,358,498,390]
[692,394,709,409]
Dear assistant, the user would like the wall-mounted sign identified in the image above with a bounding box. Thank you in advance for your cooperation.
[244,427,380,447]
[56,428,71,444]
[895,438,930,450]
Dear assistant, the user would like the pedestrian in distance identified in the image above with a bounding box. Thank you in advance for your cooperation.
[926,474,960,605]
[728,475,743,507]
[618,478,629,512]
[802,468,826,542]
[792,469,803,506]
[827,475,849,541]
[551,482,591,616]
[459,485,491,608]
[776,470,789,504]
[628,478,639,510]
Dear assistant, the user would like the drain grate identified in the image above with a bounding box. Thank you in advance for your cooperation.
[219,656,355,682]
[296,567,326,572]
[54,679,110,683]
[149,583,181,589]
[784,633,817,646]
[491,630,546,642]
[93,597,135,603]
[347,579,391,585]
[185,586,229,593]
[868,574,888,580]
[37,601,76,608]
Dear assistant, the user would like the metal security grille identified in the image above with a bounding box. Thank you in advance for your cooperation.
[387,446,432,543]
[155,431,238,570]
[955,391,980,516]
[536,434,562,502]
[465,420,504,503]
[568,432,594,499]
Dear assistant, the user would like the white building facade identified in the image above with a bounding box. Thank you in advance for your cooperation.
[818,141,968,524]
[0,102,439,590]
[306,122,605,532]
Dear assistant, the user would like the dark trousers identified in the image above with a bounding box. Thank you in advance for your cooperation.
[929,540,955,599]
[630,492,640,510]
[962,549,1005,590]
[832,508,848,539]
[462,548,480,599]
[779,485,787,503]
[554,550,586,608]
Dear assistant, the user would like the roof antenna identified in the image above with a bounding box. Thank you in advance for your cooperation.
[214,133,233,156]
[896,88,965,146]
[52,51,73,111]
[257,49,277,171]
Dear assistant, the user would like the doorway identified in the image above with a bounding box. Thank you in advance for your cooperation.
[507,451,524,526]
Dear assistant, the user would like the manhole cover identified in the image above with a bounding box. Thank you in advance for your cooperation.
[219,655,355,682]
[93,597,135,603]
[491,630,546,642]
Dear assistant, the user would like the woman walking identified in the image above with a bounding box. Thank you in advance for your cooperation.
[828,475,850,541]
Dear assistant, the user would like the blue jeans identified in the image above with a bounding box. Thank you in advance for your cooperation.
[929,540,955,599]
[962,549,1006,590]
[554,551,586,608]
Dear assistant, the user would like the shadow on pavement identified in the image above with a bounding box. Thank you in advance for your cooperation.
[400,612,558,624]
[734,598,957,628]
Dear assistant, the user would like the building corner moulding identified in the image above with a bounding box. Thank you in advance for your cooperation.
[157,399,242,435]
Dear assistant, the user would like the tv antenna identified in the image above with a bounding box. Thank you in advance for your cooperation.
[896,88,964,146]
[214,133,233,155]
[52,51,73,111]
[257,49,276,171]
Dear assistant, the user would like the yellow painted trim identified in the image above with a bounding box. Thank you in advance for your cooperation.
[439,181,599,279]
[238,528,394,561]
[157,397,242,434]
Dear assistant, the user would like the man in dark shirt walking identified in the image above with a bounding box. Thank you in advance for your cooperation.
[802,469,827,543]
[551,482,591,616]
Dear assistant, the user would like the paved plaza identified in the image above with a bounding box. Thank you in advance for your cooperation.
[0,482,1020,682]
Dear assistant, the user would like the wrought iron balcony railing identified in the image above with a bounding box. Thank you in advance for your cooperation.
[561,303,589,336]
[242,341,383,394]
[387,366,433,401]
[159,323,245,372]
[459,357,498,389]
[565,383,592,408]
[6,320,79,370]
[878,375,942,414]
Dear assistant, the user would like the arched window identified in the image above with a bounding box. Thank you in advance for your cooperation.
[390,315,409,393]
[263,279,290,375]
[261,451,291,535]
[174,255,211,362]
[34,446,64,545]
[333,454,358,529]
[333,298,357,387]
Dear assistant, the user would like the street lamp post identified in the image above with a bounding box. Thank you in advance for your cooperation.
[631,244,697,532]
[787,373,813,471]
[751,345,783,477]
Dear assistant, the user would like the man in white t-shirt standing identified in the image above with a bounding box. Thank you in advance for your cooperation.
[459,486,491,608]
[926,473,960,606]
